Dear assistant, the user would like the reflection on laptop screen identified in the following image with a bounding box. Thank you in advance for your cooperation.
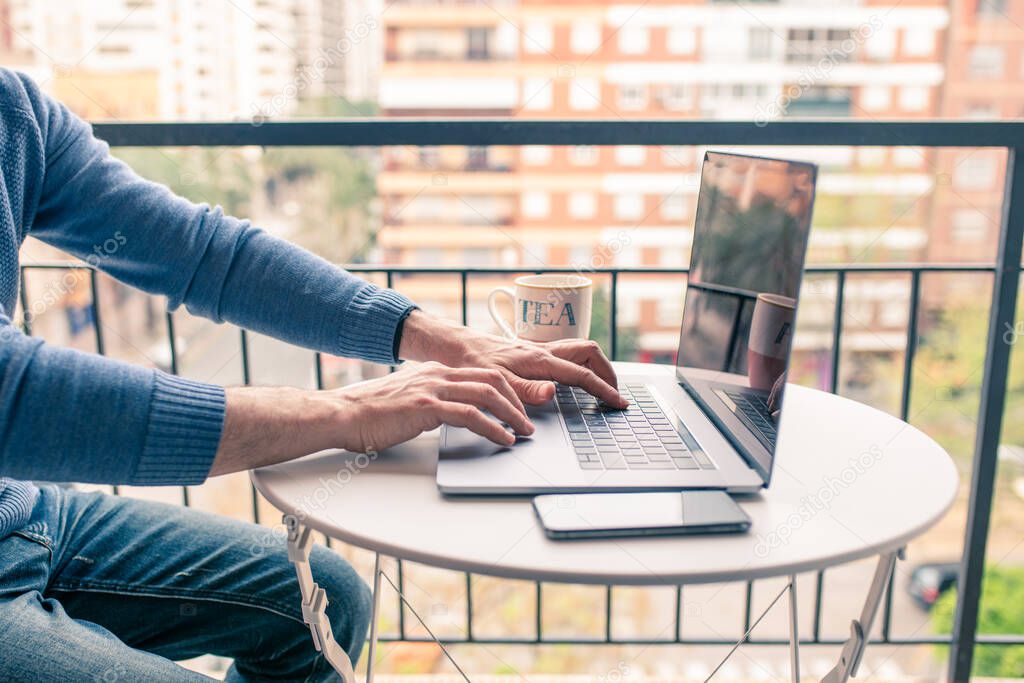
[676,152,816,479]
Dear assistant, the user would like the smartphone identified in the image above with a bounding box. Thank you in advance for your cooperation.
[533,491,751,540]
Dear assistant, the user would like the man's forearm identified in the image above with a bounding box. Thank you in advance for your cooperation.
[209,387,339,476]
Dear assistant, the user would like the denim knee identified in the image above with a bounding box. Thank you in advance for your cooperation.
[309,545,373,665]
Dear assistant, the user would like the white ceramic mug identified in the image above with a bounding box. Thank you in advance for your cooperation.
[747,293,796,391]
[488,274,593,342]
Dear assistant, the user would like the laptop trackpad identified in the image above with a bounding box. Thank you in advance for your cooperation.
[440,401,556,459]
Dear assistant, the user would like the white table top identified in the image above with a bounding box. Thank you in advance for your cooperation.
[251,362,957,586]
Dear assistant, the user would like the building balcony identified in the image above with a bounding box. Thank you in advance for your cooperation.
[18,119,1024,682]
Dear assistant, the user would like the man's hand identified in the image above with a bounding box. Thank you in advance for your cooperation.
[398,310,628,409]
[209,362,533,476]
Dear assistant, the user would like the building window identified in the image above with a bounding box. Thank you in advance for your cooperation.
[614,194,645,221]
[413,248,443,266]
[899,86,929,112]
[618,83,647,111]
[522,78,552,110]
[522,191,550,218]
[465,146,489,171]
[857,147,887,167]
[467,27,490,60]
[667,26,696,54]
[618,25,649,54]
[954,155,998,190]
[570,78,601,110]
[660,193,687,221]
[968,45,1005,78]
[569,192,597,219]
[568,245,592,269]
[615,146,647,166]
[661,146,688,167]
[570,145,599,165]
[977,0,1008,16]
[614,245,641,267]
[524,21,552,54]
[522,145,552,166]
[418,147,440,168]
[657,83,691,111]
[952,209,988,243]
[571,23,602,54]
[462,247,493,266]
[748,27,774,61]
[861,85,891,112]
[657,297,683,327]
[785,28,853,64]
[865,27,896,61]
[902,27,934,57]
[893,147,923,168]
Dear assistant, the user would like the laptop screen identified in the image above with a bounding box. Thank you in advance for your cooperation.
[675,152,817,480]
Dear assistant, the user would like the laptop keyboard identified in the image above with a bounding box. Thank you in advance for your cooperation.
[721,388,778,450]
[556,383,717,471]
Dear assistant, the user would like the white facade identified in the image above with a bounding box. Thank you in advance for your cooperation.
[5,0,375,119]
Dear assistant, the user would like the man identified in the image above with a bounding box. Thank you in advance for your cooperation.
[0,69,625,681]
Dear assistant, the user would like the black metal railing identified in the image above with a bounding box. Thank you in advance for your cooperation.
[17,120,1024,681]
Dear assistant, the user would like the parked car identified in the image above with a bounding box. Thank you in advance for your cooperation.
[907,562,960,610]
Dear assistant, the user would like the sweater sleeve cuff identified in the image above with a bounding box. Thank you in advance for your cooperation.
[133,372,226,485]
[337,285,419,365]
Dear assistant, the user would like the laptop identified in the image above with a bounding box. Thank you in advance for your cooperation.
[437,151,818,494]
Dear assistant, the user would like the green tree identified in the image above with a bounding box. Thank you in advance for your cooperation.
[589,285,639,361]
[932,566,1024,677]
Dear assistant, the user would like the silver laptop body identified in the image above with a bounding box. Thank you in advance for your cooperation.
[437,151,818,495]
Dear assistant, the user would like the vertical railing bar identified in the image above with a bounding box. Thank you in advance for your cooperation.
[460,271,469,326]
[949,147,1024,681]
[605,585,613,643]
[883,269,923,641]
[18,267,32,335]
[535,582,543,642]
[397,558,407,639]
[388,270,397,374]
[812,570,824,642]
[465,572,473,641]
[239,328,260,524]
[89,269,105,356]
[675,585,683,642]
[610,270,619,361]
[166,311,188,508]
[830,271,846,393]
[314,352,325,390]
[743,581,754,640]
[166,311,179,376]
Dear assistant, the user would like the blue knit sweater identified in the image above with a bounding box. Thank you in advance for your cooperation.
[0,69,417,537]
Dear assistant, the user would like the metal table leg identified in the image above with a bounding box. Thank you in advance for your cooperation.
[822,550,902,683]
[366,553,383,683]
[284,515,356,683]
[788,574,801,683]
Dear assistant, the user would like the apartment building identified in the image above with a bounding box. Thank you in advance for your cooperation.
[3,0,372,119]
[377,0,951,365]
[929,0,1024,275]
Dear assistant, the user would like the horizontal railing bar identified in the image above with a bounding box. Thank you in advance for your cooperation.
[91,119,1024,149]
[371,635,1008,647]
[18,262,1007,274]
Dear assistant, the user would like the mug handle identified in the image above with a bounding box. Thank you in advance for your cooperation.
[487,287,517,339]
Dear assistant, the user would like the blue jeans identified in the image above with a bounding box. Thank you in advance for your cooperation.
[0,485,372,682]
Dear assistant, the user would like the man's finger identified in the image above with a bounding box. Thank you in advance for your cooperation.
[435,401,515,446]
[439,382,534,435]
[544,356,627,408]
[448,367,527,417]
[506,373,555,405]
[550,340,618,390]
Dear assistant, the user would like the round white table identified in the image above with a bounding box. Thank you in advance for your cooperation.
[251,362,958,683]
